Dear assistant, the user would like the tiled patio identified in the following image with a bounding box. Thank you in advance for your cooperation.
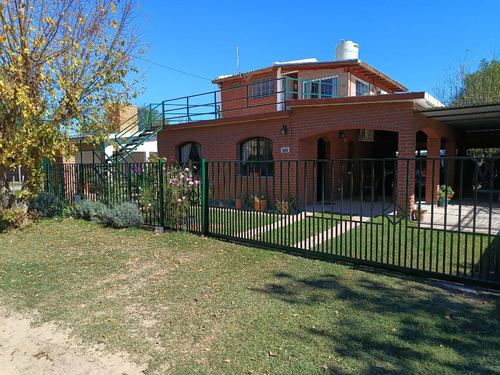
[308,198,500,235]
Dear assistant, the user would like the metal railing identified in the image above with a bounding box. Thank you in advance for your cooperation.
[43,156,500,289]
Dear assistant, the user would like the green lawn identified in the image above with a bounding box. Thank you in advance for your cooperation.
[0,219,499,374]
[317,217,500,280]
[255,213,340,247]
[209,208,281,236]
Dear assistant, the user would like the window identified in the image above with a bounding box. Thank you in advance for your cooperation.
[302,76,338,99]
[179,142,202,164]
[252,78,275,98]
[356,79,370,96]
[240,137,273,176]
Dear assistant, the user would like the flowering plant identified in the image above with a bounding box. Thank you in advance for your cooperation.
[437,185,455,201]
[164,162,200,229]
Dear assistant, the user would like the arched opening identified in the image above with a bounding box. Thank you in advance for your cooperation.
[179,142,202,164]
[239,137,274,176]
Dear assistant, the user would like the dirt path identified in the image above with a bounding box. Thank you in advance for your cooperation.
[0,305,147,375]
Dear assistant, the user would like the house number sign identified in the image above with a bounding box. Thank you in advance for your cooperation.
[280,147,290,153]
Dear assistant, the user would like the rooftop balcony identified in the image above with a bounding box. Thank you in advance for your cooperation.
[148,76,345,126]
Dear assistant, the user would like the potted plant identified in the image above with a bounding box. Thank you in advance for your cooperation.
[275,199,289,214]
[412,205,427,222]
[437,185,455,207]
[253,195,267,212]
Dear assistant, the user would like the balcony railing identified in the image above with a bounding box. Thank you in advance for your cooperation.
[158,77,344,125]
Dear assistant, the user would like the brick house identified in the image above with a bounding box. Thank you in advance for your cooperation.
[156,42,460,211]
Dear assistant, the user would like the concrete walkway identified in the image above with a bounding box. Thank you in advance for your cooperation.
[292,214,368,250]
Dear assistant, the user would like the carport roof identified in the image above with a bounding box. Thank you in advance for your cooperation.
[417,102,500,132]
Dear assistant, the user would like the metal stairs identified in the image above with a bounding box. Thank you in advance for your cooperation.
[110,103,163,164]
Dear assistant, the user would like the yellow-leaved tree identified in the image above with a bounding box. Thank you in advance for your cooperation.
[0,0,145,209]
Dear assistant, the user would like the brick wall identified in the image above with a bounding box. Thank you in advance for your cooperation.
[108,105,139,133]
[219,73,278,118]
[157,100,428,209]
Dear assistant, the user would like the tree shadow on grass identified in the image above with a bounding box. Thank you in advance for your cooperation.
[253,267,500,375]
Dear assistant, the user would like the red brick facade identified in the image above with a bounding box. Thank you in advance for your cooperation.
[157,92,452,212]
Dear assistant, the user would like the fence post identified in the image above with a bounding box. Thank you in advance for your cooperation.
[79,163,84,196]
[43,162,50,192]
[127,163,132,201]
[201,158,209,235]
[158,159,165,228]
[59,182,64,218]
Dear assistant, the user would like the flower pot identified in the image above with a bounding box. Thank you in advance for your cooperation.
[254,199,267,212]
[437,199,448,207]
[235,197,243,210]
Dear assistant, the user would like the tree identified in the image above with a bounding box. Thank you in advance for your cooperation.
[436,55,500,106]
[0,0,145,208]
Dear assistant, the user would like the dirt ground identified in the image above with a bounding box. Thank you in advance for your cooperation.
[0,304,147,375]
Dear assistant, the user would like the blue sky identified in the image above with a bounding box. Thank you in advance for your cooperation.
[131,0,500,107]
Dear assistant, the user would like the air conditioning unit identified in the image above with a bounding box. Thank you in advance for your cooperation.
[358,129,375,142]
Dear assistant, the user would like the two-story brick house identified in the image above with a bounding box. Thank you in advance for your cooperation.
[156,41,455,210]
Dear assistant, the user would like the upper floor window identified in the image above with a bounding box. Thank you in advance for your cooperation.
[252,78,275,98]
[356,79,370,96]
[179,142,202,164]
[302,76,338,99]
[240,137,273,176]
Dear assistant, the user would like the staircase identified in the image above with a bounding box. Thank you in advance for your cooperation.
[110,103,164,164]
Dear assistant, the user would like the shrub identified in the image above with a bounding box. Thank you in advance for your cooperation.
[0,209,29,232]
[28,192,60,218]
[75,200,107,222]
[62,202,77,218]
[101,202,143,228]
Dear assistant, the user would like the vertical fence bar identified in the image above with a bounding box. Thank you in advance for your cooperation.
[158,159,165,228]
[201,158,209,235]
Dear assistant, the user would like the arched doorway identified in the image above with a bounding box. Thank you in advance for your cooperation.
[317,137,327,201]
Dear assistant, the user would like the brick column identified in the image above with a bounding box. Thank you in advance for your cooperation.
[425,137,441,204]
[396,128,416,216]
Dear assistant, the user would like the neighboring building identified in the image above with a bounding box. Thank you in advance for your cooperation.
[61,105,158,164]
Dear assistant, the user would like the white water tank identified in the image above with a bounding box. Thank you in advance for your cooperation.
[335,40,359,61]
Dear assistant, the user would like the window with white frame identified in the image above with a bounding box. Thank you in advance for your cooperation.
[252,78,275,98]
[356,79,370,96]
[302,76,338,99]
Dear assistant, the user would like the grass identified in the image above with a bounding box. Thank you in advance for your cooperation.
[0,219,499,374]
[317,217,500,280]
[256,213,340,247]
[209,208,281,236]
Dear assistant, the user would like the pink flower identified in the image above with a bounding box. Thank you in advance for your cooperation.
[177,198,181,203]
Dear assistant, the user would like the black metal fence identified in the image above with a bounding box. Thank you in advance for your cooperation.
[43,157,500,289]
